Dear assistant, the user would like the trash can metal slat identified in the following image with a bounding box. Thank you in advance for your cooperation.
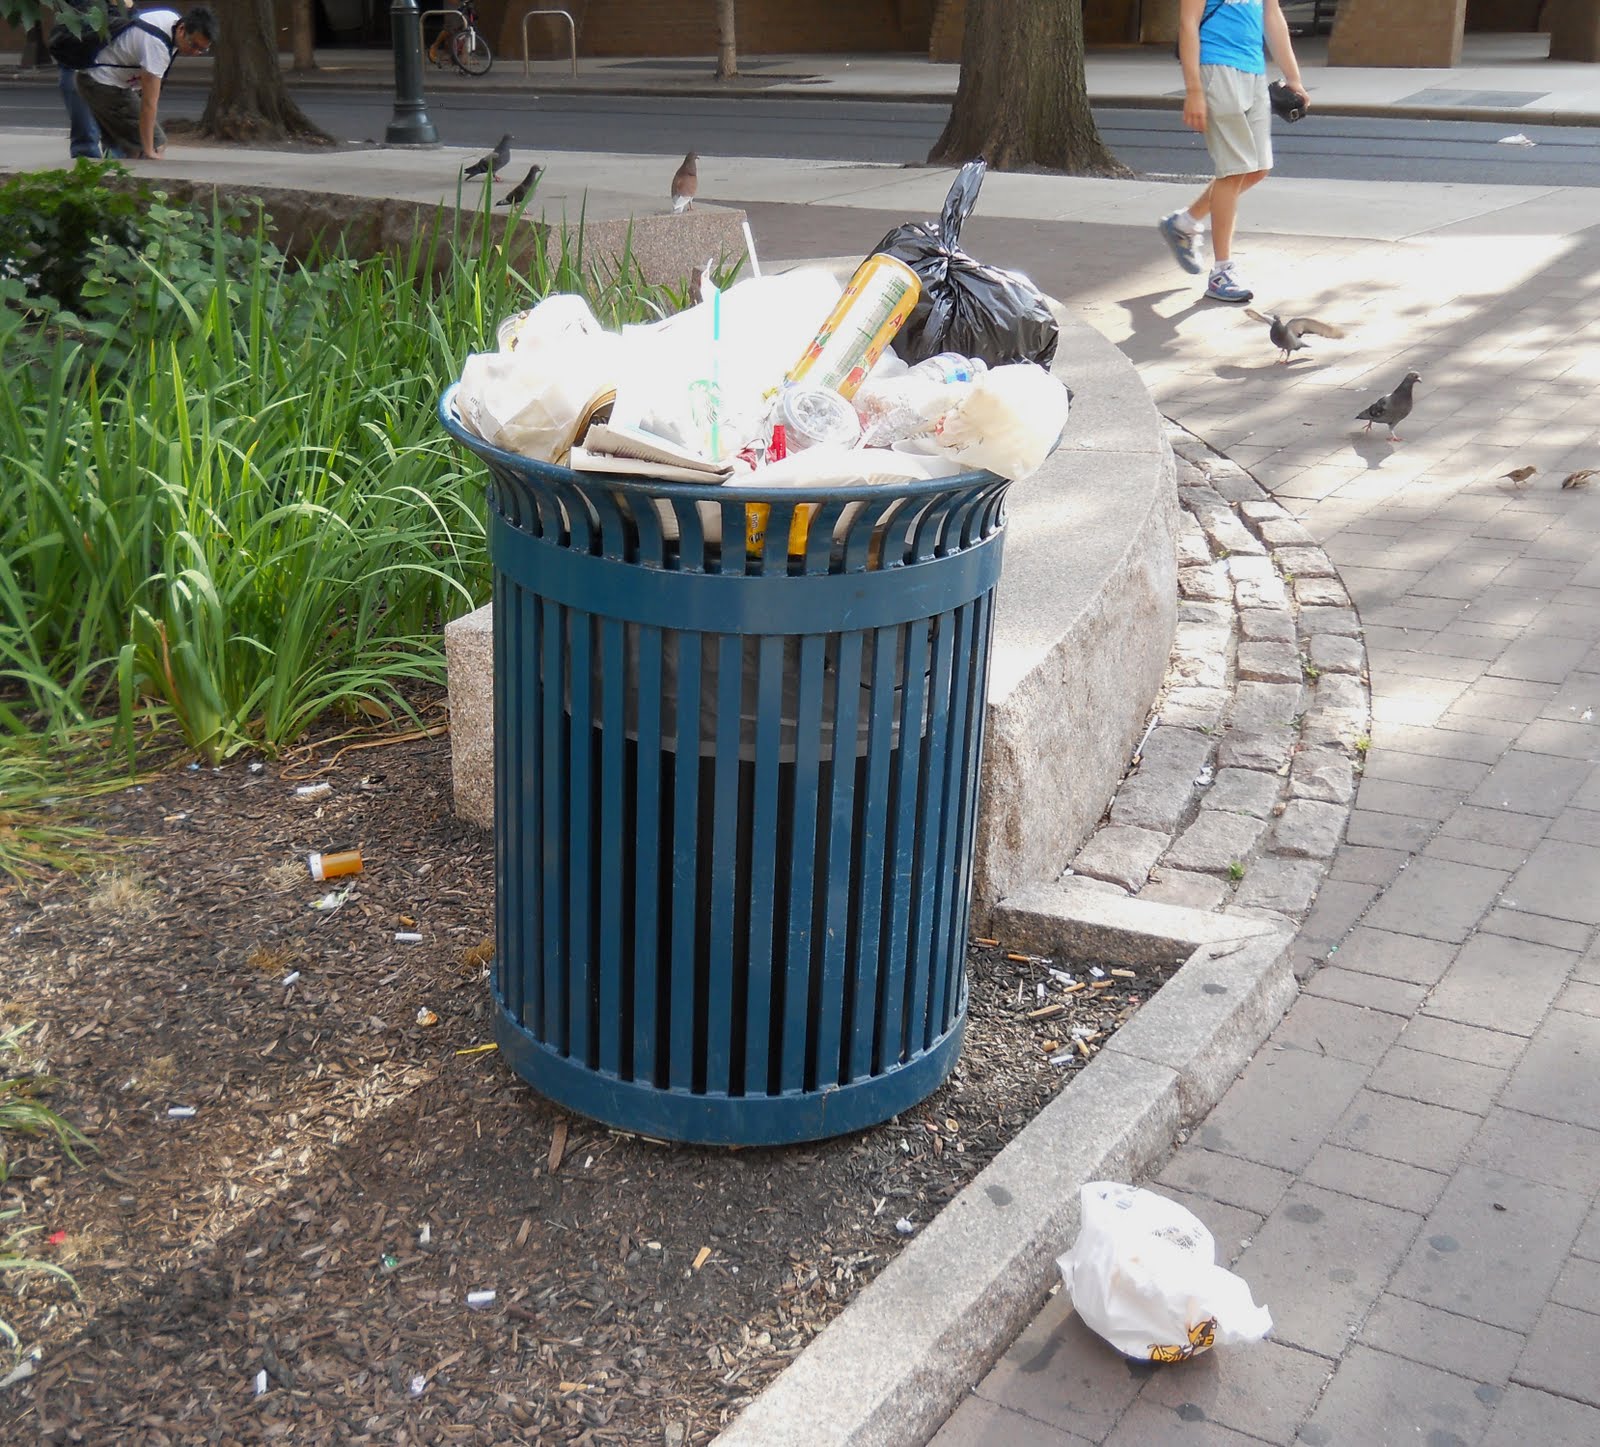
[444,387,1015,1145]
[489,511,1003,633]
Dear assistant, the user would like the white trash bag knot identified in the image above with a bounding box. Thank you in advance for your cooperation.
[1057,1181,1272,1363]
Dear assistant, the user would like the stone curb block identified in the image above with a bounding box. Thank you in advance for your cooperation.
[713,897,1297,1447]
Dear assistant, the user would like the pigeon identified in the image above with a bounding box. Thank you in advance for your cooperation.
[671,151,698,214]
[1244,308,1346,363]
[1498,465,1537,491]
[1355,371,1420,442]
[463,133,512,182]
[496,162,543,208]
[1560,468,1596,490]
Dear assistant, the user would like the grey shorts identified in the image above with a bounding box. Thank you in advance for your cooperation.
[1201,65,1272,178]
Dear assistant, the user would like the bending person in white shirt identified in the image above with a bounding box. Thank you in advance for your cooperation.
[76,6,216,161]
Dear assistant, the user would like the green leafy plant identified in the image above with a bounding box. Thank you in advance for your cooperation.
[0,161,143,314]
[1227,860,1246,881]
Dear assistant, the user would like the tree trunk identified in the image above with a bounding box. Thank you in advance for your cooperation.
[714,0,737,79]
[929,0,1127,176]
[200,0,333,143]
[290,0,316,71]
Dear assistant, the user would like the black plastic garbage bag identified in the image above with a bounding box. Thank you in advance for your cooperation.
[868,159,1059,369]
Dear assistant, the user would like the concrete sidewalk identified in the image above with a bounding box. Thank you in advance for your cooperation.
[7,30,1600,125]
[5,86,1600,1441]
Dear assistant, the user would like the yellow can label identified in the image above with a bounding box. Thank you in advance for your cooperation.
[786,254,920,401]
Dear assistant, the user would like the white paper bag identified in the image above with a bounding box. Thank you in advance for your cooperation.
[1057,1182,1272,1362]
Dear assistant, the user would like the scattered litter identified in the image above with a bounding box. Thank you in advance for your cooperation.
[1194,764,1215,787]
[1089,966,1106,979]
[167,1105,196,1118]
[253,1368,268,1397]
[248,762,264,774]
[1583,709,1594,722]
[186,762,201,771]
[1048,968,1077,986]
[0,1351,40,1392]
[310,888,353,912]
[382,1252,400,1270]
[466,1289,496,1309]
[408,1373,427,1397]
[281,970,301,986]
[1035,982,1046,1001]
[307,847,362,881]
[895,1217,915,1236]
[1058,1182,1271,1361]
[1497,132,1536,146]
[455,1042,498,1057]
[293,782,332,800]
[394,931,424,944]
[1048,1049,1076,1065]
[419,1223,432,1247]
[415,1007,439,1028]
[547,1119,569,1173]
[692,1245,712,1271]
[46,1230,67,1247]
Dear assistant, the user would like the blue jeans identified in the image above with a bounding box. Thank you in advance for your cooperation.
[60,65,101,159]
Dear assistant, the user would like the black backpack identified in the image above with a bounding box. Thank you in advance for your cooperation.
[48,2,174,71]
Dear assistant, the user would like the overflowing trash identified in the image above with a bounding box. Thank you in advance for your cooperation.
[452,182,1071,512]
[1057,1182,1271,1362]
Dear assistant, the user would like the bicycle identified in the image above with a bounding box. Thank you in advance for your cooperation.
[428,1,493,77]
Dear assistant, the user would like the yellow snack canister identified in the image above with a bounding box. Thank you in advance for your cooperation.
[785,254,921,401]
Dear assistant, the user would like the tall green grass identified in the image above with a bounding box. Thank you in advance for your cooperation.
[0,173,682,765]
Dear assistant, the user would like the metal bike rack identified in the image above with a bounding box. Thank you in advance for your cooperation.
[522,9,578,79]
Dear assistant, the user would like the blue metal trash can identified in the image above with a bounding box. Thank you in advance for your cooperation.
[442,387,1012,1145]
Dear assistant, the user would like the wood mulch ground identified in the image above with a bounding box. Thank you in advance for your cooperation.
[0,729,1180,1444]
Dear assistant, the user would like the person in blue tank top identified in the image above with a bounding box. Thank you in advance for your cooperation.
[1156,0,1309,305]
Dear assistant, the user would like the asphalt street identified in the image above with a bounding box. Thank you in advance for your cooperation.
[3,85,1598,186]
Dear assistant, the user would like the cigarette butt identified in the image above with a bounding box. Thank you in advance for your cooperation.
[1076,1038,1092,1056]
[1110,968,1137,979]
[974,937,999,947]
[293,782,331,800]
[394,931,423,944]
[1091,979,1116,989]
[465,1289,496,1308]
[1005,952,1032,963]
[1060,981,1086,993]
[692,1246,711,1271]
[167,1105,196,1118]
[1027,1004,1064,1020]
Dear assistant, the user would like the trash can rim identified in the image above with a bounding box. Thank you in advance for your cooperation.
[438,384,1003,503]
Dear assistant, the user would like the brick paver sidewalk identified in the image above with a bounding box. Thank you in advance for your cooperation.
[925,201,1600,1443]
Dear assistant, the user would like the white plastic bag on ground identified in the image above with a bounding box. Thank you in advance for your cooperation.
[1057,1182,1272,1362]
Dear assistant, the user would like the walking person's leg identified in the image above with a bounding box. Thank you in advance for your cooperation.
[1198,68,1272,302]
